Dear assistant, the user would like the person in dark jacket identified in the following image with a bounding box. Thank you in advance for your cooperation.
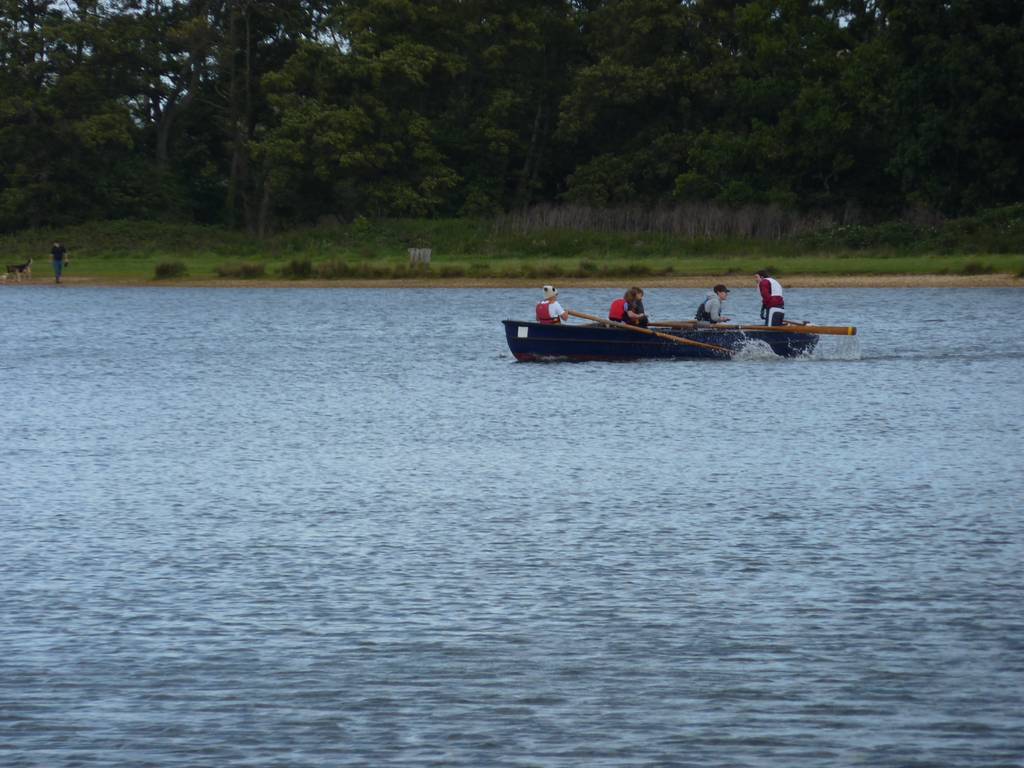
[51,242,68,284]
[628,286,649,327]
[609,288,644,325]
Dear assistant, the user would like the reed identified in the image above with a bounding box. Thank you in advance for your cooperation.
[0,205,1019,283]
[154,260,187,279]
[279,257,313,278]
[495,203,835,240]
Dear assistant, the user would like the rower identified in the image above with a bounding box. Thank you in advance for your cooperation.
[629,286,649,327]
[756,270,785,326]
[609,288,646,325]
[536,285,568,324]
[695,284,731,324]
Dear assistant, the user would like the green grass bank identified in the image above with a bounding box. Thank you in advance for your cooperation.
[3,205,1024,283]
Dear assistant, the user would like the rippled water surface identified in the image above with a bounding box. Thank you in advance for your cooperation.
[2,286,1023,767]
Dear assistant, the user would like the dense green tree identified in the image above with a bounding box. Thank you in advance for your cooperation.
[0,1,181,229]
[1,0,1021,231]
[557,0,704,204]
[879,0,1024,213]
[254,0,464,223]
[439,1,582,212]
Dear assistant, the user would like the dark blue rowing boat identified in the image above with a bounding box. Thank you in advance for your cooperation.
[502,318,850,361]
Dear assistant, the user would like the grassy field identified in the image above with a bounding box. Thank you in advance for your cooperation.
[3,209,1023,283]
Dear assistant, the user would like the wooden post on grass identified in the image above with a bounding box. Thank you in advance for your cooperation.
[408,248,432,266]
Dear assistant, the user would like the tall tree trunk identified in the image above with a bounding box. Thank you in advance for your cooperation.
[225,0,262,233]
[156,88,196,165]
[257,182,272,238]
[516,101,545,208]
[225,1,244,227]
[516,101,551,209]
[154,3,207,165]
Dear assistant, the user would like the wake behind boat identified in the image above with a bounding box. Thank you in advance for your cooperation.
[503,316,856,362]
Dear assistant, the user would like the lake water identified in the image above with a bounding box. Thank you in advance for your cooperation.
[2,286,1023,767]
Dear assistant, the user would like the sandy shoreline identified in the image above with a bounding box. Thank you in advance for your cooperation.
[4,273,1022,289]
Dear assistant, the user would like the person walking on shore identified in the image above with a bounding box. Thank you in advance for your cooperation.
[51,242,68,284]
[756,270,784,325]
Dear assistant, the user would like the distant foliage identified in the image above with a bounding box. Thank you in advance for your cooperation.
[154,261,188,279]
[959,261,996,276]
[278,258,313,278]
[800,204,1024,253]
[214,262,266,278]
[497,203,834,240]
[1,2,1021,233]
[314,259,354,279]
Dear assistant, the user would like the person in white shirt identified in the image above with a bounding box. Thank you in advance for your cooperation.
[536,285,568,324]
[756,270,785,326]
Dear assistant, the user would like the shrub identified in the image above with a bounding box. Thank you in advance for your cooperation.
[870,221,921,248]
[351,215,372,236]
[349,262,393,278]
[960,261,995,275]
[625,262,653,276]
[279,257,312,278]
[215,262,265,278]
[517,263,538,279]
[315,259,355,279]
[154,260,187,279]
[437,264,467,278]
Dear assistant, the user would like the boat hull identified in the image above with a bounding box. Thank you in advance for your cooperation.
[503,320,818,361]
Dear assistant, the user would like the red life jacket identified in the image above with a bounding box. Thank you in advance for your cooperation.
[609,298,628,321]
[536,301,560,324]
[758,277,785,309]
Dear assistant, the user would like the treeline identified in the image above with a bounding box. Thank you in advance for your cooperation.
[2,0,1022,235]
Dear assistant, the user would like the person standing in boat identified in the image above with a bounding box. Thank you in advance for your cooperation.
[695,284,731,323]
[756,270,785,325]
[608,288,646,325]
[536,285,568,324]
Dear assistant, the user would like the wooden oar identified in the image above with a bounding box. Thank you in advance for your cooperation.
[650,321,856,336]
[736,323,857,336]
[567,310,732,355]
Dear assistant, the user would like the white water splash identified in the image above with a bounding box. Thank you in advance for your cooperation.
[731,336,781,360]
[811,335,863,360]
[730,334,863,361]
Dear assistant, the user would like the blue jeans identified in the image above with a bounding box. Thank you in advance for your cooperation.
[53,259,63,281]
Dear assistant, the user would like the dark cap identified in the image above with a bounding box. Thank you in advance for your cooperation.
[713,284,730,293]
